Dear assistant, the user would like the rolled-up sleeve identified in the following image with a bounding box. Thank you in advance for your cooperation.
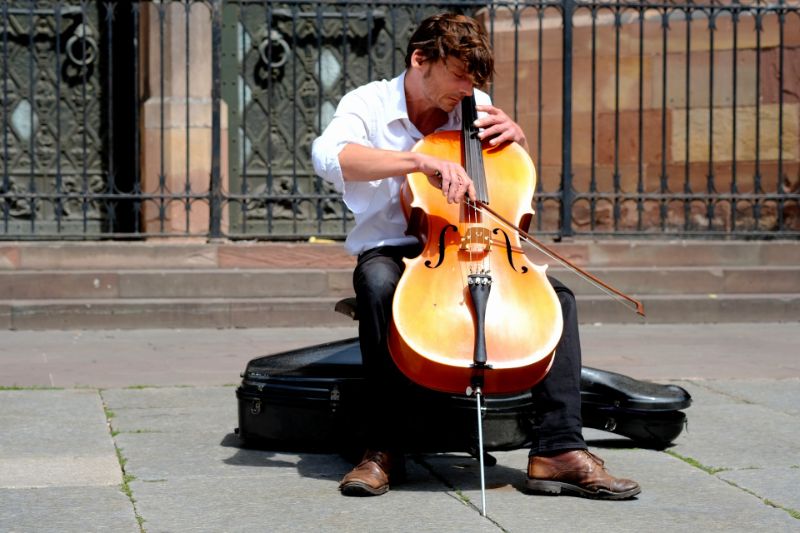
[311,92,374,194]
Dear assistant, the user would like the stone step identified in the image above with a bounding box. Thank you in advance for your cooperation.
[0,242,355,271]
[2,240,799,270]
[1,293,797,330]
[578,293,800,324]
[1,240,797,329]
[0,297,352,330]
[0,269,353,299]
[1,266,797,299]
[544,265,800,296]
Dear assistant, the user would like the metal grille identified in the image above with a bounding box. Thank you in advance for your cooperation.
[221,1,461,238]
[2,2,108,236]
[2,0,798,240]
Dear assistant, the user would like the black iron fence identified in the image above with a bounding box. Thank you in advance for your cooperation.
[2,0,799,240]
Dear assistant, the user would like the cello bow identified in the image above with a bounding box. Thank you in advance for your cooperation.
[472,200,646,317]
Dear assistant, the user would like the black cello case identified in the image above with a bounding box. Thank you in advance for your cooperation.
[236,337,691,452]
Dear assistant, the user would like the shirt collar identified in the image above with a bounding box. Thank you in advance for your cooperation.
[386,70,465,134]
[386,72,410,125]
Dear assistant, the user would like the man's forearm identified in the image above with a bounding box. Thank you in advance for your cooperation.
[339,142,478,203]
[339,143,422,182]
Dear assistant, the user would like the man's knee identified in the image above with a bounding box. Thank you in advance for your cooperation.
[548,277,576,306]
[356,258,402,304]
[556,289,576,312]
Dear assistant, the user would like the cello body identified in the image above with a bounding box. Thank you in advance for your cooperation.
[388,127,563,395]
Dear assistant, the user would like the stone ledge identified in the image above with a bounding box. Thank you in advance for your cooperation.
[1,240,799,271]
[1,293,797,330]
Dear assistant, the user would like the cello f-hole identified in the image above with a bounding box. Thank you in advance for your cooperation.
[493,228,529,274]
[424,224,458,269]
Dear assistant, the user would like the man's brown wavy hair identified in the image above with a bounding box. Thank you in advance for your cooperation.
[404,13,494,88]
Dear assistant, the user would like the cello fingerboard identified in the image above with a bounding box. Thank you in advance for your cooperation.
[461,95,490,205]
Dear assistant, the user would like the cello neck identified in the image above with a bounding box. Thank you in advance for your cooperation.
[462,95,489,204]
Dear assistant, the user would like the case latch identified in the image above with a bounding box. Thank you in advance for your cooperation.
[330,384,341,413]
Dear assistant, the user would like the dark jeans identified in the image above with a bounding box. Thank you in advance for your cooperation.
[353,245,587,456]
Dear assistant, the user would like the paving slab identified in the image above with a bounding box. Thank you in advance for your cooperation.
[0,390,135,532]
[578,323,800,380]
[99,384,800,531]
[0,390,120,489]
[128,471,498,533]
[669,382,800,470]
[104,387,498,532]
[0,486,140,533]
[102,387,235,434]
[719,467,800,517]
[0,327,358,388]
[1,323,799,389]
[1,322,799,532]
[697,379,800,416]
[430,447,799,532]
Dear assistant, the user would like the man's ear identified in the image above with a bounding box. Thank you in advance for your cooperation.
[410,49,427,68]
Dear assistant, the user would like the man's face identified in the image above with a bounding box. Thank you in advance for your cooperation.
[419,55,475,112]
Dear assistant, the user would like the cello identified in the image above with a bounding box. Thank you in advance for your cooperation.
[387,95,644,515]
[389,95,644,398]
[388,95,564,396]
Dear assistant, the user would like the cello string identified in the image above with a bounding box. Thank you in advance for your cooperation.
[463,97,477,274]
[463,95,490,277]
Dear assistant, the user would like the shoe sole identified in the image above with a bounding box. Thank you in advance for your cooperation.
[339,481,389,497]
[526,479,641,500]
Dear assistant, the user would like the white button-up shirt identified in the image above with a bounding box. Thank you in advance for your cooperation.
[312,71,491,255]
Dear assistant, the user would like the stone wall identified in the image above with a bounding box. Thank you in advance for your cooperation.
[485,7,800,233]
[139,2,229,238]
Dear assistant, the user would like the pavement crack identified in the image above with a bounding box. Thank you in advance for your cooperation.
[693,380,800,418]
[718,476,800,521]
[412,455,509,532]
[665,450,800,521]
[664,449,729,474]
[688,380,757,405]
[99,389,147,533]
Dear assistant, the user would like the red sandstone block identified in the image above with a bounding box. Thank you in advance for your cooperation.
[664,50,760,110]
[573,55,657,113]
[571,164,648,194]
[16,243,216,270]
[521,113,564,168]
[485,9,563,63]
[670,103,799,164]
[761,241,800,266]
[217,243,354,269]
[0,303,10,329]
[487,9,796,62]
[706,161,800,194]
[228,298,353,328]
[0,272,119,299]
[0,246,20,270]
[535,164,563,193]
[760,47,800,106]
[8,301,234,330]
[595,109,672,166]
[635,11,791,56]
[662,162,731,194]
[493,58,563,116]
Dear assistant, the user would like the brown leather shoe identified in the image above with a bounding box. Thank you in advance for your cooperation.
[527,449,641,500]
[339,450,402,496]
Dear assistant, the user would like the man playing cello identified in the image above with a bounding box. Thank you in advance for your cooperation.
[312,12,640,500]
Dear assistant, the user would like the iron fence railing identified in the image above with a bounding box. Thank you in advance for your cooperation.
[1,0,799,240]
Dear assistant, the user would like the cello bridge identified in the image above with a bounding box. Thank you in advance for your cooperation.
[460,226,492,253]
